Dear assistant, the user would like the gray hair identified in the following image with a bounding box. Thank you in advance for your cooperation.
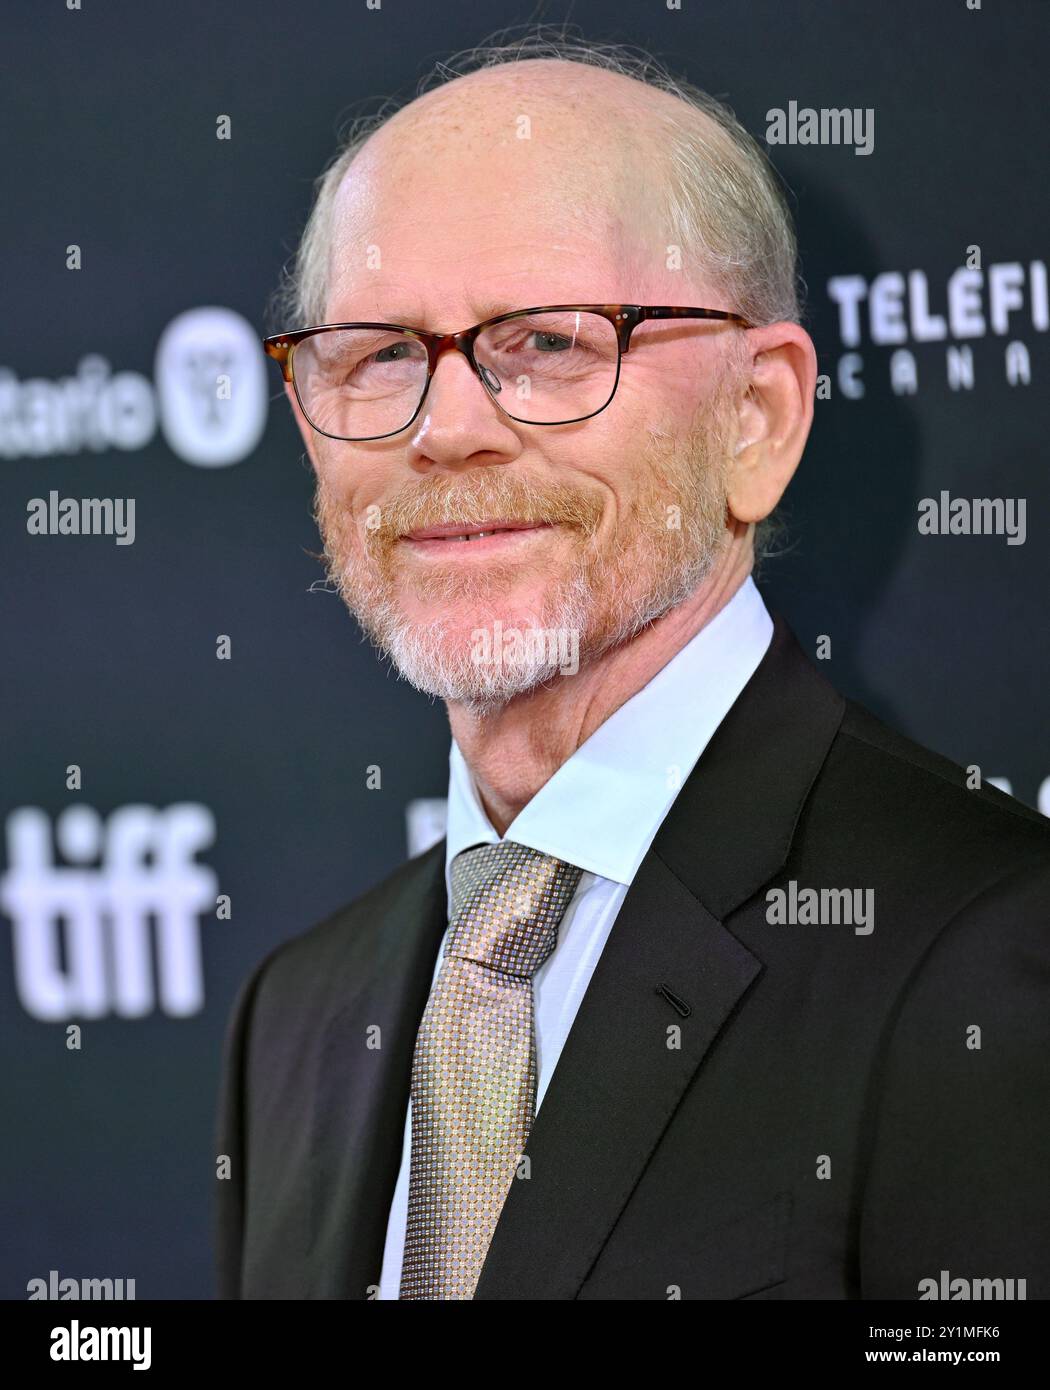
[268,23,802,566]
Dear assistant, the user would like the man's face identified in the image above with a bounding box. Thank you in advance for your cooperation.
[295,75,743,712]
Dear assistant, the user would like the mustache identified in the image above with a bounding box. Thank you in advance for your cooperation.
[358,470,604,545]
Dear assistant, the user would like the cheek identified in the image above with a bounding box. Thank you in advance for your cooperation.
[624,358,706,429]
[570,390,665,512]
[632,324,735,409]
[315,449,380,515]
[312,459,375,552]
[537,436,622,536]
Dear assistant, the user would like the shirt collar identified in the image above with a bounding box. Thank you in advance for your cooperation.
[444,574,773,898]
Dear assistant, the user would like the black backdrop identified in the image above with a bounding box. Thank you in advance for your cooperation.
[3,0,1047,1299]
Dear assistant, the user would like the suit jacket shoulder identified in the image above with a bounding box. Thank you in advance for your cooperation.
[213,842,447,1298]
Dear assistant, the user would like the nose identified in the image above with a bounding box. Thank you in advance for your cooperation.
[407,342,520,469]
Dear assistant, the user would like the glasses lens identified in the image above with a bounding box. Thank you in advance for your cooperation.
[474,311,619,424]
[291,328,428,439]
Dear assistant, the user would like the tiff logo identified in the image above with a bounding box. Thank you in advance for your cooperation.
[0,804,217,1021]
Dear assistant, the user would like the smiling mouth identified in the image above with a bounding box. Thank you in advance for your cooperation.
[441,530,511,542]
[400,521,554,549]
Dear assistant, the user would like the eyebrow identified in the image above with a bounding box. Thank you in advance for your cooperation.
[469,298,599,322]
[336,299,547,329]
[471,298,528,321]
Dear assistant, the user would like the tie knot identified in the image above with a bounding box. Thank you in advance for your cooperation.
[446,841,583,978]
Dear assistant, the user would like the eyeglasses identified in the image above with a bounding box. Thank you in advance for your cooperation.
[263,303,753,442]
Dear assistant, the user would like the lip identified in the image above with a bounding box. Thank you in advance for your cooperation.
[402,520,547,541]
[399,521,555,555]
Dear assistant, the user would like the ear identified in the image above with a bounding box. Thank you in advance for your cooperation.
[726,322,817,524]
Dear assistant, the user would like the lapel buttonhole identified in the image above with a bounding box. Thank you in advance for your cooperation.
[655,983,691,1018]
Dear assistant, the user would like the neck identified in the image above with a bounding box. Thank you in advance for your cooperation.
[446,529,754,836]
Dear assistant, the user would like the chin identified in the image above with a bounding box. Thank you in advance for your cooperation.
[377,602,583,711]
[404,589,553,634]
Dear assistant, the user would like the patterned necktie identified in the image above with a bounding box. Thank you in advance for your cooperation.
[398,840,584,1300]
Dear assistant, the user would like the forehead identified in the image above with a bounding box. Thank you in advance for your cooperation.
[323,88,657,323]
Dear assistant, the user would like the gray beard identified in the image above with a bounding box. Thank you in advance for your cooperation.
[341,529,721,716]
[315,413,733,716]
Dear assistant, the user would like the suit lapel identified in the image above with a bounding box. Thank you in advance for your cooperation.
[306,842,447,1298]
[473,848,761,1299]
[474,614,845,1298]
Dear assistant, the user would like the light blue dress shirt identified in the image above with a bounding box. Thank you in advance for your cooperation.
[377,574,774,1298]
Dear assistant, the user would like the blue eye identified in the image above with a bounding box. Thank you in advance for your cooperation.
[532,331,571,352]
[374,343,414,363]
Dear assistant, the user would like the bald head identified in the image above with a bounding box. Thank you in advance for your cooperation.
[274,42,800,335]
[324,60,700,325]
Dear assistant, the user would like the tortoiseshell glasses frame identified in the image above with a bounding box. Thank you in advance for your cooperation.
[263,303,754,442]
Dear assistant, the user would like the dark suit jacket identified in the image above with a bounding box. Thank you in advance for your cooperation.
[215,614,1050,1299]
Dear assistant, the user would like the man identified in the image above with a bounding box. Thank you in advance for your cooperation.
[216,38,1050,1300]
